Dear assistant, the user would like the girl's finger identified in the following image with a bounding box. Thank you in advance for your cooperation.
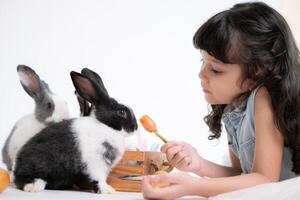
[142,176,157,199]
[177,155,192,169]
[169,149,188,166]
[166,145,183,162]
[151,173,180,185]
[142,175,172,199]
[160,141,179,153]
[142,174,184,199]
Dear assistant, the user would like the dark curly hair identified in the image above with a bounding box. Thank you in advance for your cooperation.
[193,2,300,173]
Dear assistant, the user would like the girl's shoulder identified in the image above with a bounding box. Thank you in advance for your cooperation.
[253,85,282,139]
[245,85,271,112]
[241,85,274,125]
[253,86,273,114]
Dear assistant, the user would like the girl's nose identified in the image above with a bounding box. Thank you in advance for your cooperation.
[198,65,207,82]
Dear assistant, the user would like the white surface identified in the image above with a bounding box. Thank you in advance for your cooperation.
[1,1,299,199]
[212,176,300,200]
[2,187,144,200]
[0,0,280,169]
[1,186,205,200]
[2,176,300,200]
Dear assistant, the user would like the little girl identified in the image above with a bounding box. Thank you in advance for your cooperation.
[142,2,300,199]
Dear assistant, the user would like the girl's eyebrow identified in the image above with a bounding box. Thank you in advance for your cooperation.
[206,57,225,66]
[200,51,224,65]
[209,57,224,65]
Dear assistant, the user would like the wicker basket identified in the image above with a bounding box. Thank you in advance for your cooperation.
[107,151,173,192]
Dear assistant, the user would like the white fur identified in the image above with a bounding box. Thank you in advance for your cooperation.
[7,94,70,171]
[45,94,70,123]
[72,116,131,193]
[23,179,46,192]
[89,102,140,151]
[124,133,141,151]
[8,114,45,170]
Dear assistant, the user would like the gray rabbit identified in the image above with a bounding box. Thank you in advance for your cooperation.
[2,65,70,171]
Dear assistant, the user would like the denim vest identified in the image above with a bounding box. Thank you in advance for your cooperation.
[222,86,296,180]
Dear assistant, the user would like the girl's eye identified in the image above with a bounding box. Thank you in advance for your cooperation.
[211,68,222,74]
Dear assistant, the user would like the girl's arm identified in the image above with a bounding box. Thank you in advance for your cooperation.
[196,151,242,177]
[142,172,271,199]
[196,87,284,196]
[161,141,242,178]
[191,172,272,197]
[143,87,284,199]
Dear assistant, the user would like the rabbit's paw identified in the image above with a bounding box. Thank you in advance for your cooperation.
[23,179,46,192]
[100,184,115,194]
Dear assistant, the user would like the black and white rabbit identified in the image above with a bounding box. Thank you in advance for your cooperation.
[2,65,70,171]
[74,70,139,152]
[13,68,138,193]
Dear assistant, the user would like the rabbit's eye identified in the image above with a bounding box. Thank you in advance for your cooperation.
[117,110,127,118]
[47,102,53,110]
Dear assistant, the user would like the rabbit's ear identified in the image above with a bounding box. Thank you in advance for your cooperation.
[81,68,109,97]
[71,71,109,105]
[17,65,47,102]
[75,90,91,116]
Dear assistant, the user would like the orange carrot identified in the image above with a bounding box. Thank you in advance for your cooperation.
[140,115,168,143]
[140,115,157,132]
[0,168,9,193]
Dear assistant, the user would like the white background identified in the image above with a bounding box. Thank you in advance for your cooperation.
[0,0,289,169]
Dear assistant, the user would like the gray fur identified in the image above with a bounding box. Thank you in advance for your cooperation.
[17,66,56,122]
[1,65,69,171]
[18,65,67,124]
[35,95,55,122]
[102,141,119,166]
[33,80,55,122]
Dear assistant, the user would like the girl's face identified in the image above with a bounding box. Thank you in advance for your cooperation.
[199,51,252,106]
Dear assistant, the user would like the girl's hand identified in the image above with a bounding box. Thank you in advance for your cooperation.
[142,172,198,200]
[161,141,203,174]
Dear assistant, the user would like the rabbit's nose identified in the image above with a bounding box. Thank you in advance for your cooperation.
[129,108,138,129]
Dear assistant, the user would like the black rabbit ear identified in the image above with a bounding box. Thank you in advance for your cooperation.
[17,65,48,102]
[81,68,109,97]
[75,90,91,116]
[70,71,109,106]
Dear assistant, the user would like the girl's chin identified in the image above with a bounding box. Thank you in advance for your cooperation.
[204,95,216,104]
[204,96,224,105]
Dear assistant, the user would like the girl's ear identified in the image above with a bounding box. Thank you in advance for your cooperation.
[241,78,256,92]
[247,68,265,91]
[247,80,257,91]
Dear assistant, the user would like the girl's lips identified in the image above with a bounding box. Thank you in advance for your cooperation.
[201,83,211,93]
[202,88,210,93]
